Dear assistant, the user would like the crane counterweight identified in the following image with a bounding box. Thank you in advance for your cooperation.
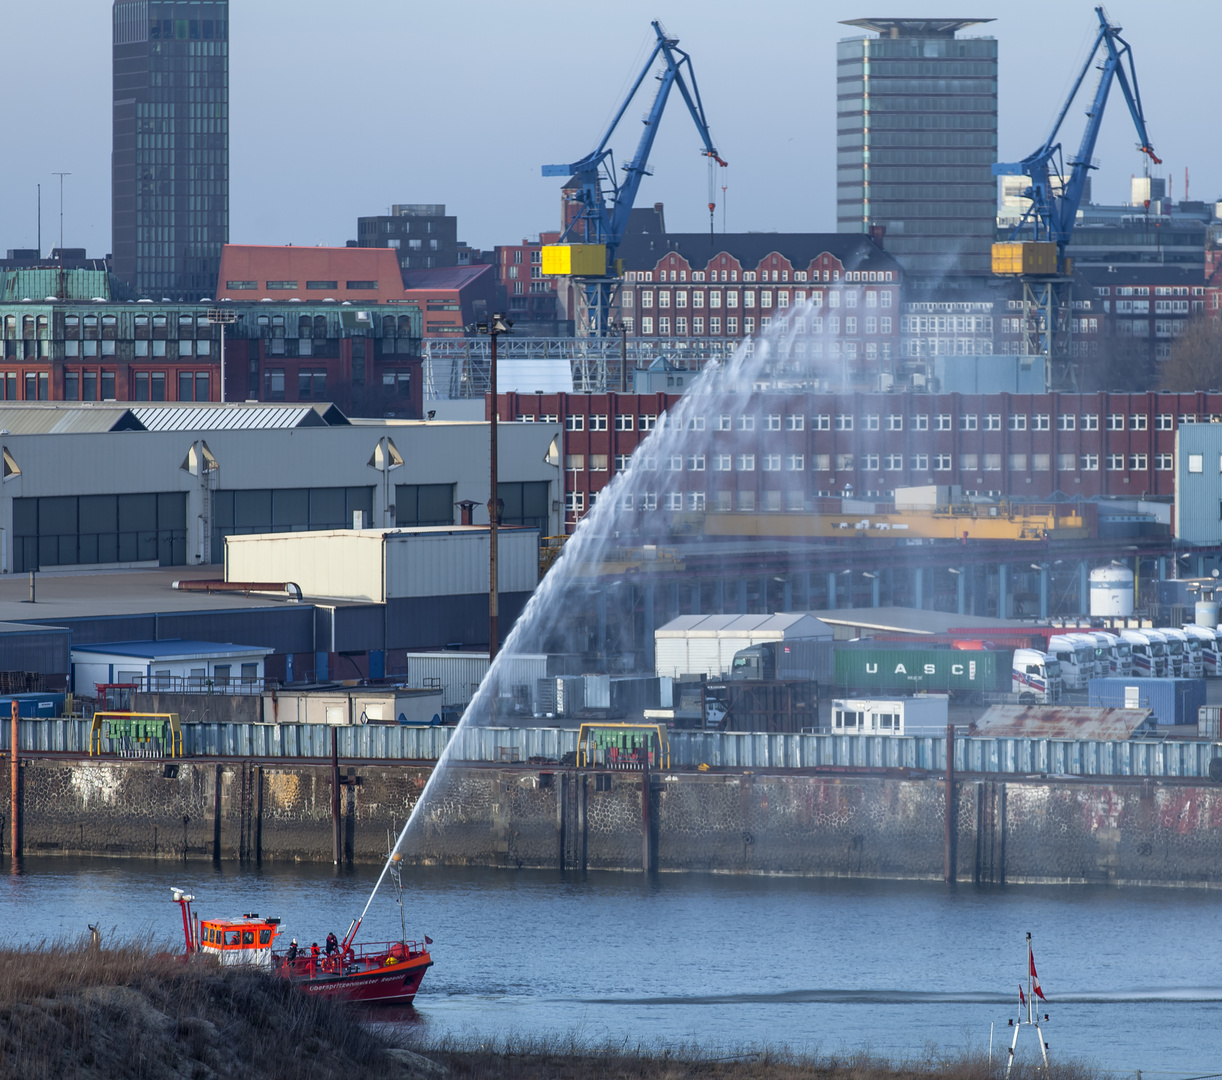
[541,21,726,337]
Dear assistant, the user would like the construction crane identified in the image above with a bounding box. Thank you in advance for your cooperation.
[541,21,726,337]
[991,5,1160,387]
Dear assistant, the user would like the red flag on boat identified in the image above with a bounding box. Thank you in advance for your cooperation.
[1018,984,1026,1006]
[1029,943,1046,1001]
[424,936,433,945]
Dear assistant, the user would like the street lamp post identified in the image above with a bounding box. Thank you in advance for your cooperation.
[206,308,239,402]
[477,313,513,658]
[608,320,629,392]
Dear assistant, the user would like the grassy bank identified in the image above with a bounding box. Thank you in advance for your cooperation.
[0,940,425,1080]
[0,942,1099,1080]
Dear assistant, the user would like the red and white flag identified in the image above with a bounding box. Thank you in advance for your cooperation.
[1018,984,1026,1006]
[1029,943,1047,1001]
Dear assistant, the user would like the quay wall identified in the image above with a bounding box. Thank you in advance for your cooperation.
[4,759,1222,886]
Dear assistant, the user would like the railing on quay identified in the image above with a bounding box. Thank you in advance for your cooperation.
[3,721,1222,781]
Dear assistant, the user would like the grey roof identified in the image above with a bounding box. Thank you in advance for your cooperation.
[616,232,902,275]
[0,402,351,437]
[972,705,1155,741]
[839,18,994,37]
[810,607,1020,636]
[0,404,143,435]
[129,402,349,431]
[71,639,272,660]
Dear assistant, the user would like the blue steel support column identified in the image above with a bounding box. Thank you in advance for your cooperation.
[758,576,768,613]
[782,578,793,612]
[884,568,895,606]
[736,578,748,614]
[914,567,924,609]
[956,569,966,616]
[714,577,725,613]
[1079,561,1089,615]
[1198,554,1206,578]
[1158,556,1167,582]
[871,574,880,607]
[827,571,837,611]
[670,581,681,620]
[1039,567,1049,620]
[800,571,812,610]
[691,581,701,615]
[643,584,655,671]
[999,563,1009,619]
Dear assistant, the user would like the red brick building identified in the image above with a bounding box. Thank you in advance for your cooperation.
[497,389,1218,530]
[610,233,903,388]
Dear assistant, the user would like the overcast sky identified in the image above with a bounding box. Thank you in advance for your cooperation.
[1,1,1214,257]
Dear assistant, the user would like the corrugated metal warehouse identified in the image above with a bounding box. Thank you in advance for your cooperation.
[0,402,560,572]
[226,527,541,650]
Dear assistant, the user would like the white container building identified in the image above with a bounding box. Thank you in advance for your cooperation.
[71,639,272,696]
[829,696,950,735]
[654,613,831,679]
[261,686,443,726]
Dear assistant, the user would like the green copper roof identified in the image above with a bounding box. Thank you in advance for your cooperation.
[0,269,128,303]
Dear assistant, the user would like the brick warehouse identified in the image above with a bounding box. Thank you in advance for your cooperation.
[494,390,1222,532]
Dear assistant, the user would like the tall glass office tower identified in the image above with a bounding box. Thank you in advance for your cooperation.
[112,1,229,298]
[836,18,997,279]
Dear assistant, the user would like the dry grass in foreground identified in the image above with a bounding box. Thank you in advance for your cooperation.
[0,938,427,1080]
[414,1034,1104,1080]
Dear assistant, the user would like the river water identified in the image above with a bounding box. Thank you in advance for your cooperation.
[2,858,1219,1077]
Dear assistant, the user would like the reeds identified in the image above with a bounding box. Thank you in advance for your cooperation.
[0,936,399,1080]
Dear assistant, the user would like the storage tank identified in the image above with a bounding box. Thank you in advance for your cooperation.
[1090,565,1134,617]
[1195,600,1220,628]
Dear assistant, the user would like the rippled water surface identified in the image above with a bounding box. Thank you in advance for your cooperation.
[2,858,1219,1077]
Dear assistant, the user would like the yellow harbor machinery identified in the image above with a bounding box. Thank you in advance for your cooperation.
[678,502,1088,542]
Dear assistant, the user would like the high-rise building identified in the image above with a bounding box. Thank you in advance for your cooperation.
[112,2,229,298]
[836,18,997,279]
[357,205,459,271]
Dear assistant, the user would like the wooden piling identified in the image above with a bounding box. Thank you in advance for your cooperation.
[10,699,19,862]
[331,727,341,866]
[944,723,956,883]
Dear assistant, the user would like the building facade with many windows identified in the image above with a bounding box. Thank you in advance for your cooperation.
[0,273,422,417]
[496,390,1221,530]
[112,0,229,298]
[612,233,903,389]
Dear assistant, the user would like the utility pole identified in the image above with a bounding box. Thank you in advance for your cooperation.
[477,313,513,658]
[36,184,40,258]
[51,172,70,265]
[206,308,239,402]
[52,172,70,300]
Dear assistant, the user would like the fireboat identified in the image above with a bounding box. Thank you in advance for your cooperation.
[171,853,433,1005]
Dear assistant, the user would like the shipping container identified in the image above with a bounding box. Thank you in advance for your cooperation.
[834,648,1012,694]
[401,652,547,711]
[1088,677,1207,726]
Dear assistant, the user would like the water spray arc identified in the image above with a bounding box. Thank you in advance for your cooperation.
[352,287,868,927]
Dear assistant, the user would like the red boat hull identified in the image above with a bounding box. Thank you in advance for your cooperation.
[279,950,432,1006]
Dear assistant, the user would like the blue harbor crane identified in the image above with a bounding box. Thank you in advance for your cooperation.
[991,6,1160,385]
[541,21,726,337]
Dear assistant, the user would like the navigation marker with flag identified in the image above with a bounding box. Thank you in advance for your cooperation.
[1006,932,1050,1078]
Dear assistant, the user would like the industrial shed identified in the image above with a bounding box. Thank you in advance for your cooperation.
[225,526,541,649]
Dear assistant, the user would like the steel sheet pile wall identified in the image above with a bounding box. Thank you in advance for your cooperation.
[7,721,1222,781]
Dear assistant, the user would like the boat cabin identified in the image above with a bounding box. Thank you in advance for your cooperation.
[199,915,280,969]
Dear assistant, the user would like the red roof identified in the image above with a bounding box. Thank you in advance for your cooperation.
[216,245,407,303]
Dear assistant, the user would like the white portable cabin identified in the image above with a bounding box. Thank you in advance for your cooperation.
[830,696,950,735]
[654,613,831,679]
[71,639,272,695]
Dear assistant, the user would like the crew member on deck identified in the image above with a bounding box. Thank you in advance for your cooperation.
[326,932,338,956]
[287,938,298,962]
